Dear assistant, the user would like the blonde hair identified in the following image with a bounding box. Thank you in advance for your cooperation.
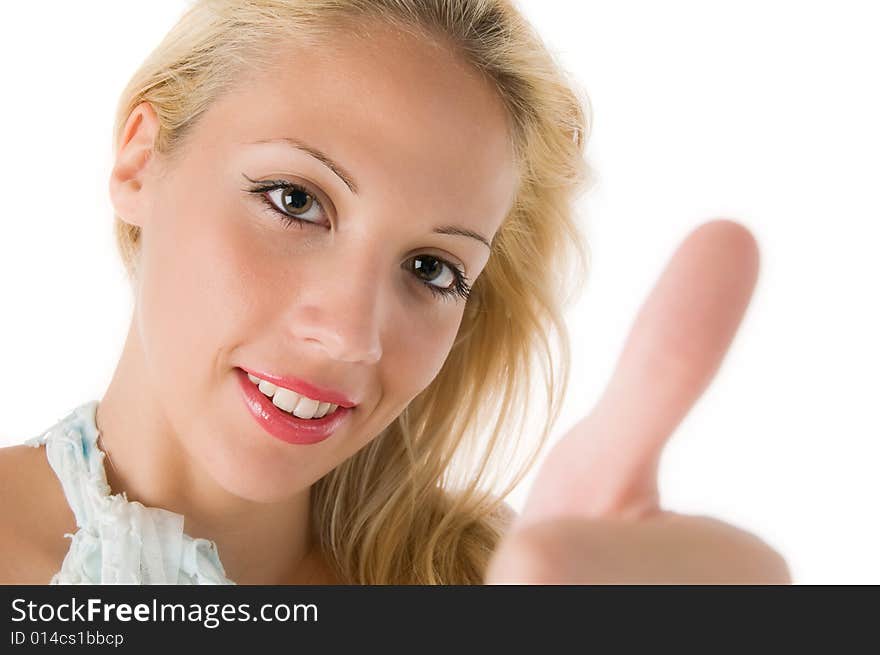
[112,0,593,584]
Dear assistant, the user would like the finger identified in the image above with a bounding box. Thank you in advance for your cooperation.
[518,219,760,526]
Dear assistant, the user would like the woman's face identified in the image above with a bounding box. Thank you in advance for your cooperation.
[113,25,518,501]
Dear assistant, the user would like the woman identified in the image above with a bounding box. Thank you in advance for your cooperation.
[0,0,790,585]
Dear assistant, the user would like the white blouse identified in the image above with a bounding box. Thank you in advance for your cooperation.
[24,401,234,585]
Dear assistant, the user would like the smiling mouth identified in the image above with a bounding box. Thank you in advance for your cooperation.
[236,368,353,446]
[243,371,342,420]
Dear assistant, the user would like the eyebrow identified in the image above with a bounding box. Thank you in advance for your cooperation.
[432,225,492,250]
[248,137,359,195]
[249,136,492,250]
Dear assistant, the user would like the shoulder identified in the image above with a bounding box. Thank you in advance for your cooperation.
[0,443,53,524]
[0,443,77,583]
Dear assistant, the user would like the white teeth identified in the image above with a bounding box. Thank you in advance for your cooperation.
[272,387,300,413]
[247,371,341,419]
[292,396,320,419]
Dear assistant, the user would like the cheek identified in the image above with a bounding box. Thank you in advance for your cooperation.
[136,191,256,403]
[380,304,464,409]
[338,309,461,461]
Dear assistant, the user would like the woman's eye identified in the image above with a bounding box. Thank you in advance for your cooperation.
[410,254,472,302]
[413,255,455,288]
[265,185,324,224]
[242,174,328,227]
[242,174,471,303]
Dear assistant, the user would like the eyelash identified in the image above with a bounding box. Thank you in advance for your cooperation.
[242,176,472,303]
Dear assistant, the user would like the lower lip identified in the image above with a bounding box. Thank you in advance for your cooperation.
[235,368,353,445]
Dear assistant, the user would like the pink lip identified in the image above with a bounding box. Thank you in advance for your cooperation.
[239,366,357,408]
[236,368,353,445]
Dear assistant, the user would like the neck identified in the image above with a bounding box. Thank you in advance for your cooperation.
[94,320,316,584]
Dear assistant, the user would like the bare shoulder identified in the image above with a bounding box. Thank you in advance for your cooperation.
[0,443,76,583]
[0,444,53,525]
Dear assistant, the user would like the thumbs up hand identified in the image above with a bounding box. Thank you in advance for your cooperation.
[486,220,792,584]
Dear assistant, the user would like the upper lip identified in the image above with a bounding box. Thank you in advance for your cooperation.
[239,367,358,408]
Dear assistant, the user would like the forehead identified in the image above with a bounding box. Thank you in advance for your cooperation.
[196,23,518,232]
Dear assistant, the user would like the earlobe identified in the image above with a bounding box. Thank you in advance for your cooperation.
[108,101,161,228]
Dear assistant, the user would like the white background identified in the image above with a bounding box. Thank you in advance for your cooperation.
[1,1,877,584]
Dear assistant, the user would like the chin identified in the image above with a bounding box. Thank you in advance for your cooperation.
[195,436,318,504]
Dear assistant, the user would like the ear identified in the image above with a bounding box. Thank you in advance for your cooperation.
[108,101,161,229]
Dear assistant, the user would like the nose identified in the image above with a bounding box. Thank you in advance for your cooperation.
[288,246,384,365]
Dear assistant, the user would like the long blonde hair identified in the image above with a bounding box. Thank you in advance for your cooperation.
[112,0,594,584]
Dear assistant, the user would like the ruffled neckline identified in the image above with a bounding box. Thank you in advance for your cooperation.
[25,401,235,585]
